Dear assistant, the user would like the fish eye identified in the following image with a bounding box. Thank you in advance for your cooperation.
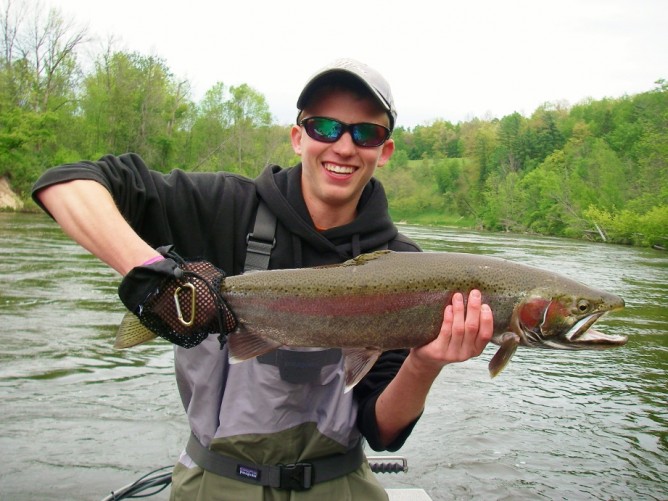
[577,299,591,313]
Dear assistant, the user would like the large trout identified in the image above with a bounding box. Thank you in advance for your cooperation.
[115,250,626,389]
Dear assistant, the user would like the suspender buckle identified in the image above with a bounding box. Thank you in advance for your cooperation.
[279,462,313,491]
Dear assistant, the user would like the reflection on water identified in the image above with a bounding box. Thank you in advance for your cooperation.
[0,214,666,500]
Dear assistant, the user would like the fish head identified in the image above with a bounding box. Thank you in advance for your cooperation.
[488,281,627,377]
[514,287,627,349]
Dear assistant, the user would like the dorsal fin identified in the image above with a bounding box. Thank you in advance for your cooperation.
[341,250,392,267]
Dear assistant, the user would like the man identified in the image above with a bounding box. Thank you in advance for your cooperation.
[32,58,493,500]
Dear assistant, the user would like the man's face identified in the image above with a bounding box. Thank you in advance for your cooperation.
[291,88,395,228]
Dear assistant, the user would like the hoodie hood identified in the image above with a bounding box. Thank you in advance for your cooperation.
[254,164,398,267]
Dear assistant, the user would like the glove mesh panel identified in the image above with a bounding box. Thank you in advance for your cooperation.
[138,261,236,348]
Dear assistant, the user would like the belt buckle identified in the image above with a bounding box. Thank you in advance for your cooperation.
[279,462,313,491]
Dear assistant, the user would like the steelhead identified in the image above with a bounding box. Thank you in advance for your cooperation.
[115,250,626,389]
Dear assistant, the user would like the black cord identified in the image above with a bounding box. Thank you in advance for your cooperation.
[102,466,172,501]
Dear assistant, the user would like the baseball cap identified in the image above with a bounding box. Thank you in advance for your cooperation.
[296,58,397,130]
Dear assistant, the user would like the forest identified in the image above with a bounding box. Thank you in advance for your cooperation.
[1,1,666,247]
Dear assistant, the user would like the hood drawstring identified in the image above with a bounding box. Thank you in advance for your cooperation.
[352,234,361,258]
[291,234,303,268]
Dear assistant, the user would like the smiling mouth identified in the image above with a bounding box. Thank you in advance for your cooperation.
[324,163,356,175]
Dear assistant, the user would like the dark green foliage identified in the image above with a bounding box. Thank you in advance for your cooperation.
[383,85,667,246]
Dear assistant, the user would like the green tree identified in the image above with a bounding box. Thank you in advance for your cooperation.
[79,50,191,169]
[186,82,230,171]
[0,0,86,194]
[223,83,272,175]
[525,104,566,168]
[482,170,522,231]
[496,112,527,173]
[516,150,577,235]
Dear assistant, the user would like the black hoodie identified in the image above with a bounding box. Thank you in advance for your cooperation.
[255,163,417,268]
[32,152,422,450]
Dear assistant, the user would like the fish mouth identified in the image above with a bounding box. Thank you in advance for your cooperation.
[521,310,628,350]
[552,312,628,349]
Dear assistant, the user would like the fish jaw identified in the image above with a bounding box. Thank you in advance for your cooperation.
[551,310,628,349]
[521,292,627,350]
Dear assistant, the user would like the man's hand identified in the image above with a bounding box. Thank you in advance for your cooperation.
[410,289,494,369]
[118,247,236,348]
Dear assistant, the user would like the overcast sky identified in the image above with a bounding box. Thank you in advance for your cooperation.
[45,0,668,128]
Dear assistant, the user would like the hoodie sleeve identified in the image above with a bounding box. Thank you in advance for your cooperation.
[31,153,257,272]
[354,349,421,451]
[33,153,207,232]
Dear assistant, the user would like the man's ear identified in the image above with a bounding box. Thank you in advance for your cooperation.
[377,138,395,167]
[290,125,303,155]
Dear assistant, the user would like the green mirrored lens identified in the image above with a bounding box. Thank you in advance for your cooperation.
[311,118,342,141]
[352,123,386,146]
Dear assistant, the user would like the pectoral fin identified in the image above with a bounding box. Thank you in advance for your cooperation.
[114,312,158,348]
[227,330,283,363]
[488,332,521,378]
[342,347,382,392]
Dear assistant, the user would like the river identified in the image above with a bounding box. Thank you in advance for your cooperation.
[0,212,666,500]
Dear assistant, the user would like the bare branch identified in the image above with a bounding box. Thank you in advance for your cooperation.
[1,0,28,65]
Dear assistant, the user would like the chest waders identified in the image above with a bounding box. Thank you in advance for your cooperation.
[184,200,365,491]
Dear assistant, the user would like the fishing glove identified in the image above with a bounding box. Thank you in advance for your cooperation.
[118,245,237,348]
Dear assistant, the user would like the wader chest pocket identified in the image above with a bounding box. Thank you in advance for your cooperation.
[257,348,342,384]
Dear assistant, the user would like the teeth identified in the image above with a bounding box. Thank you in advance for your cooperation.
[325,163,355,175]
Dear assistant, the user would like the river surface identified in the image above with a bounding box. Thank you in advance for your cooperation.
[0,212,666,501]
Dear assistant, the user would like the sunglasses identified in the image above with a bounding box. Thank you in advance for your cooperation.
[299,116,391,148]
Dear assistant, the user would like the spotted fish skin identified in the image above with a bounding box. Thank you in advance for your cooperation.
[115,250,626,385]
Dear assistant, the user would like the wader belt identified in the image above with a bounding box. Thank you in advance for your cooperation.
[186,433,365,491]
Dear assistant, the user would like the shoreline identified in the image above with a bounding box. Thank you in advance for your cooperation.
[0,177,24,210]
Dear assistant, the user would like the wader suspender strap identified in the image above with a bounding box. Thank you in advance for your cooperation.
[186,433,365,491]
[244,200,277,272]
